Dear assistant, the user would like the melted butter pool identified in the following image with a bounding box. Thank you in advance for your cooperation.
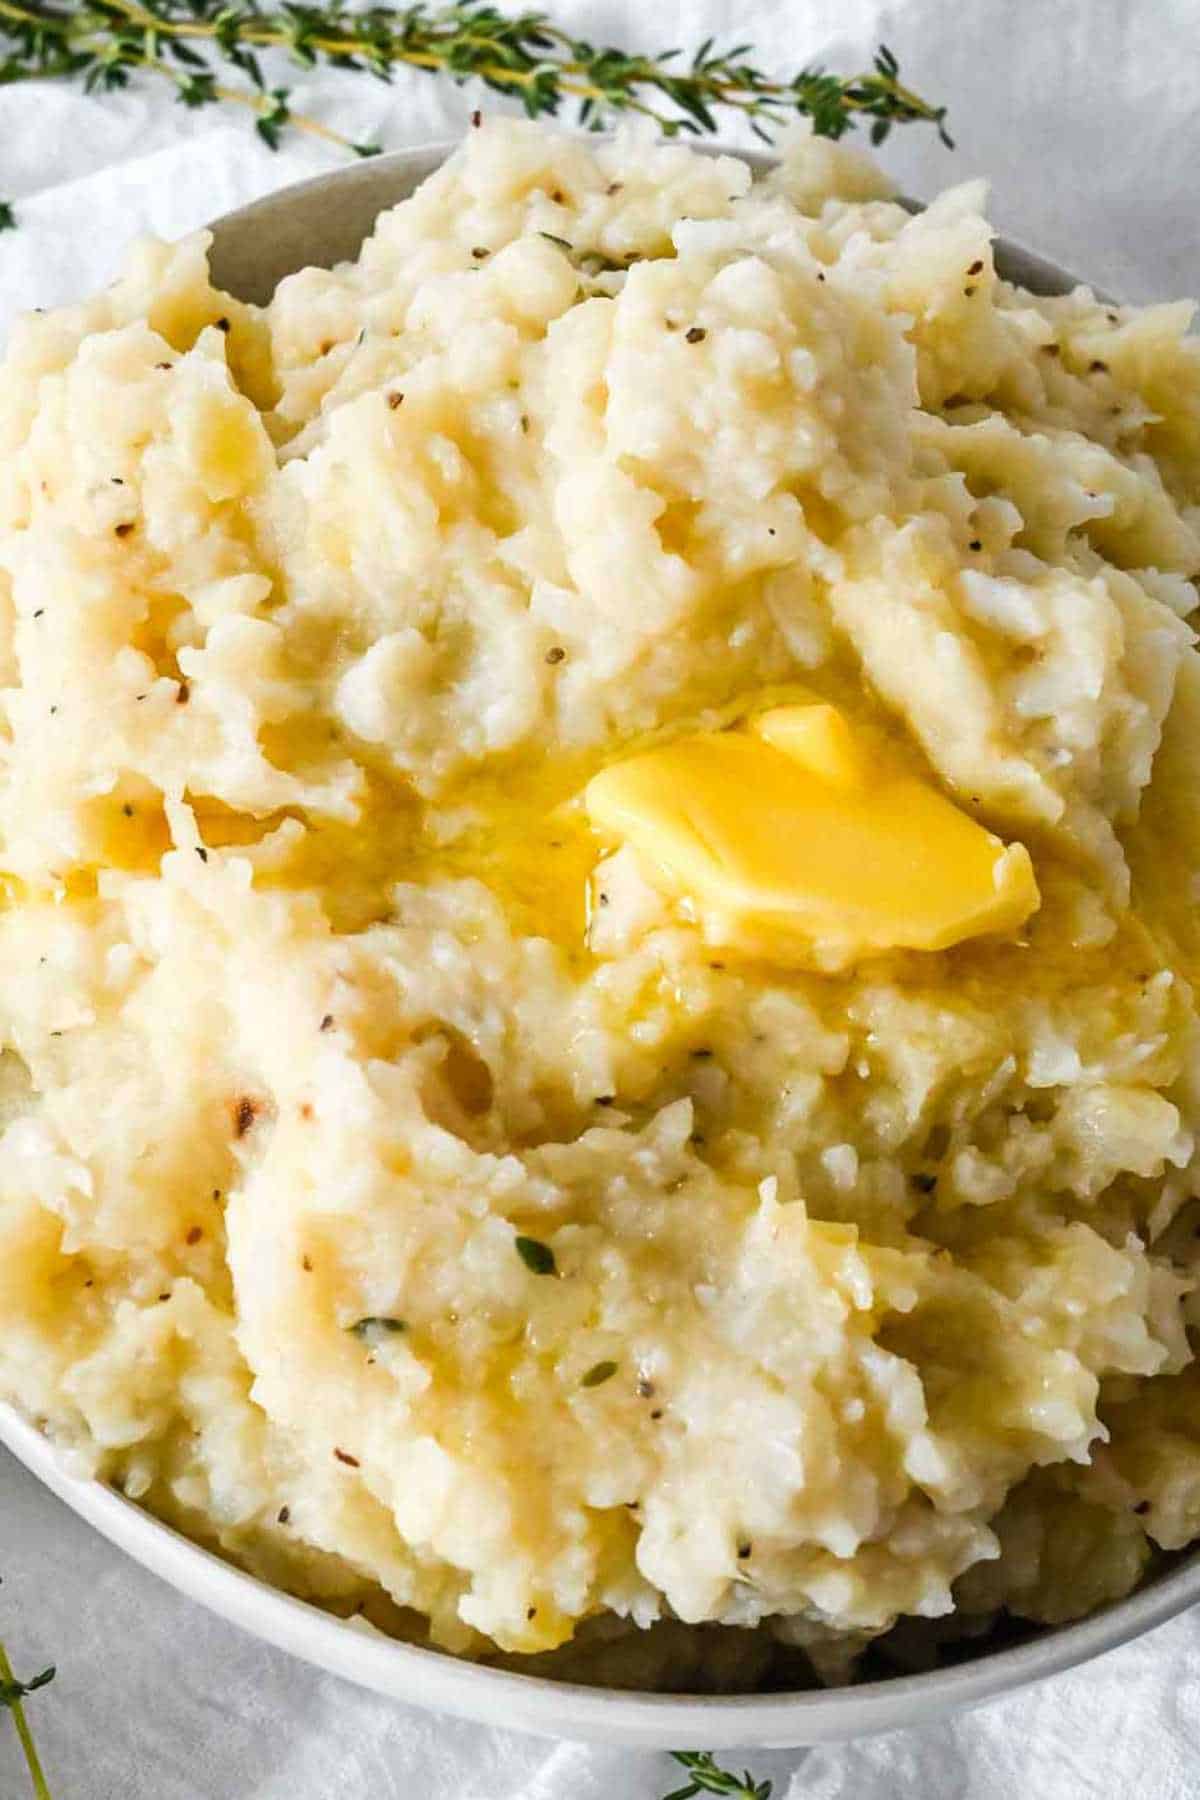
[210,746,606,948]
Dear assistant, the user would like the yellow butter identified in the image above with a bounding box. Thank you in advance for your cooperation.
[584,703,1039,966]
[751,700,870,788]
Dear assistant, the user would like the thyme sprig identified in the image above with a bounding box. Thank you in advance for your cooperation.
[0,0,950,194]
[0,1638,55,1800]
[665,1749,774,1800]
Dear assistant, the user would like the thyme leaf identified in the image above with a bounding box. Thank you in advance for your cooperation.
[664,1750,773,1800]
[514,1233,557,1275]
[347,1315,407,1340]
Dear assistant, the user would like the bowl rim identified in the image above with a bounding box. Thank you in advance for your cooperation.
[3,133,1191,1749]
[6,1402,1199,1748]
[202,136,1094,307]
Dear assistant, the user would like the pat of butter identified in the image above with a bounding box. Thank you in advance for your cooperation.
[583,703,1039,966]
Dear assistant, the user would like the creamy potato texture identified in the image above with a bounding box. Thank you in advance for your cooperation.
[2,119,1200,1684]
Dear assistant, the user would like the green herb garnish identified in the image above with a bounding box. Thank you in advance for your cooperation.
[0,1639,54,1800]
[514,1234,557,1275]
[580,1359,618,1388]
[0,6,949,166]
[347,1316,407,1340]
[664,1750,773,1800]
[534,233,643,279]
[0,202,16,233]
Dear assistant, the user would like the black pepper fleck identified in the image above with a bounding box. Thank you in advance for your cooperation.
[320,1014,334,1032]
[545,645,566,664]
[195,847,208,863]
[969,539,982,551]
[277,1506,290,1524]
[685,326,707,344]
[215,317,231,333]
[387,391,404,409]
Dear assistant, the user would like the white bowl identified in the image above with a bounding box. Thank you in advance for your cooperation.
[3,139,1196,1749]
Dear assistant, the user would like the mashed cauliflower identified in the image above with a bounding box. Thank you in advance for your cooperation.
[1,118,1199,1687]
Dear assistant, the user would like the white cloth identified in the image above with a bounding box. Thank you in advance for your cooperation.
[2,1,1199,1793]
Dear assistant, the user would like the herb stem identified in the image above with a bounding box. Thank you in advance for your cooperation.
[209,81,350,147]
[0,1,950,171]
[0,1641,52,1800]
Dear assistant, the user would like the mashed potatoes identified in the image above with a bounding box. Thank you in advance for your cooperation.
[1,118,1199,1686]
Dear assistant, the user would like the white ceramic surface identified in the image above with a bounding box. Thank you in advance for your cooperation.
[3,139,1194,1749]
